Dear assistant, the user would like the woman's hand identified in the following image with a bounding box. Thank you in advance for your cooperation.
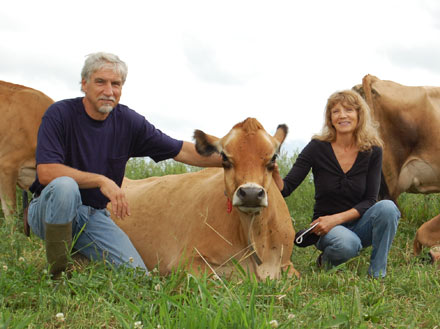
[311,208,360,236]
[311,215,339,236]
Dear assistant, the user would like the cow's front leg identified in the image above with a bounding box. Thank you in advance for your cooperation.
[0,167,18,221]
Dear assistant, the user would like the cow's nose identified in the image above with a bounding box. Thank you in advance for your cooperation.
[237,186,265,206]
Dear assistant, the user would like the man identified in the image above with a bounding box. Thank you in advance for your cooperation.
[27,52,221,278]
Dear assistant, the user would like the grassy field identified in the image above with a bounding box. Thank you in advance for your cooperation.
[1,154,440,328]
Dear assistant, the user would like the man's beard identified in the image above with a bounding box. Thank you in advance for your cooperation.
[98,105,114,114]
[97,96,116,114]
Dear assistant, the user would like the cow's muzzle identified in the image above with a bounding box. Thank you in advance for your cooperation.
[429,245,440,264]
[233,183,268,213]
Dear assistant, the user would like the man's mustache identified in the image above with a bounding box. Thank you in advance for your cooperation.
[98,97,116,102]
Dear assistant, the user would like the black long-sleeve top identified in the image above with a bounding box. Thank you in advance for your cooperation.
[281,139,382,220]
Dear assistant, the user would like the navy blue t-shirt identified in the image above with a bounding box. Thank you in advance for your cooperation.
[30,97,183,209]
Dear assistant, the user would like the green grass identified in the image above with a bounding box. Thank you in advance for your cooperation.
[1,156,440,328]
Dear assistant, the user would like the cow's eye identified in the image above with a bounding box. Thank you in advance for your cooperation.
[221,152,232,169]
[267,154,278,170]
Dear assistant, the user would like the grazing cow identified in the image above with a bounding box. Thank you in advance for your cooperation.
[353,74,440,260]
[0,81,53,218]
[112,118,299,280]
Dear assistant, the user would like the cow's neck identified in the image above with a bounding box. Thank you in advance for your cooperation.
[237,209,269,267]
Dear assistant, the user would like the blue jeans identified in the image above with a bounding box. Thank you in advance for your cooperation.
[28,177,147,272]
[316,200,400,278]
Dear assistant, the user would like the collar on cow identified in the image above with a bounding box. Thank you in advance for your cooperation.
[249,245,263,265]
[224,191,233,213]
[248,213,263,266]
[226,198,232,213]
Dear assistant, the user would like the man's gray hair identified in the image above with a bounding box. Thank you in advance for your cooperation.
[80,52,128,90]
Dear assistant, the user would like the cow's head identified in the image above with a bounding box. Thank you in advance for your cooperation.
[194,118,288,214]
[429,246,440,264]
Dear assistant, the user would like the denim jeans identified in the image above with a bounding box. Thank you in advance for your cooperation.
[28,176,147,272]
[316,200,400,278]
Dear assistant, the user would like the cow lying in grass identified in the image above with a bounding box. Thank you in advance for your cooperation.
[111,118,299,280]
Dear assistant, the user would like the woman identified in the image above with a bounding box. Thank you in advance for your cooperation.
[273,90,400,278]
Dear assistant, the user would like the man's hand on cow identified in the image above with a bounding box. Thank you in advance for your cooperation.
[99,177,130,220]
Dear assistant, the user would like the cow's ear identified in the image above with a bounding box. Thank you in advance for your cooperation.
[273,124,288,145]
[352,84,364,98]
[193,130,221,156]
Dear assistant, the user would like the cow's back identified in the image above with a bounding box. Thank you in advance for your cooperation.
[366,77,440,136]
[114,168,241,274]
[0,81,53,162]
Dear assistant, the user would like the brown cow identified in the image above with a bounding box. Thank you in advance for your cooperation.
[111,118,299,280]
[353,74,440,261]
[0,81,53,219]
[413,215,440,263]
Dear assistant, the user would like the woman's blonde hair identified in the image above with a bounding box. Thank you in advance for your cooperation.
[313,89,383,150]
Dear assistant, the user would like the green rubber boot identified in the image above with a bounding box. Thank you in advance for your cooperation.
[45,222,72,279]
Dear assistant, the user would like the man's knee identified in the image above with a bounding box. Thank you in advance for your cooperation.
[36,176,82,225]
[48,177,79,196]
[44,177,80,205]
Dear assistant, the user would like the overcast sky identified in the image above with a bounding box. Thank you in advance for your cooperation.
[2,0,440,152]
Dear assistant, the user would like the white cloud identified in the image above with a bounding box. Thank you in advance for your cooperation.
[2,0,440,146]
